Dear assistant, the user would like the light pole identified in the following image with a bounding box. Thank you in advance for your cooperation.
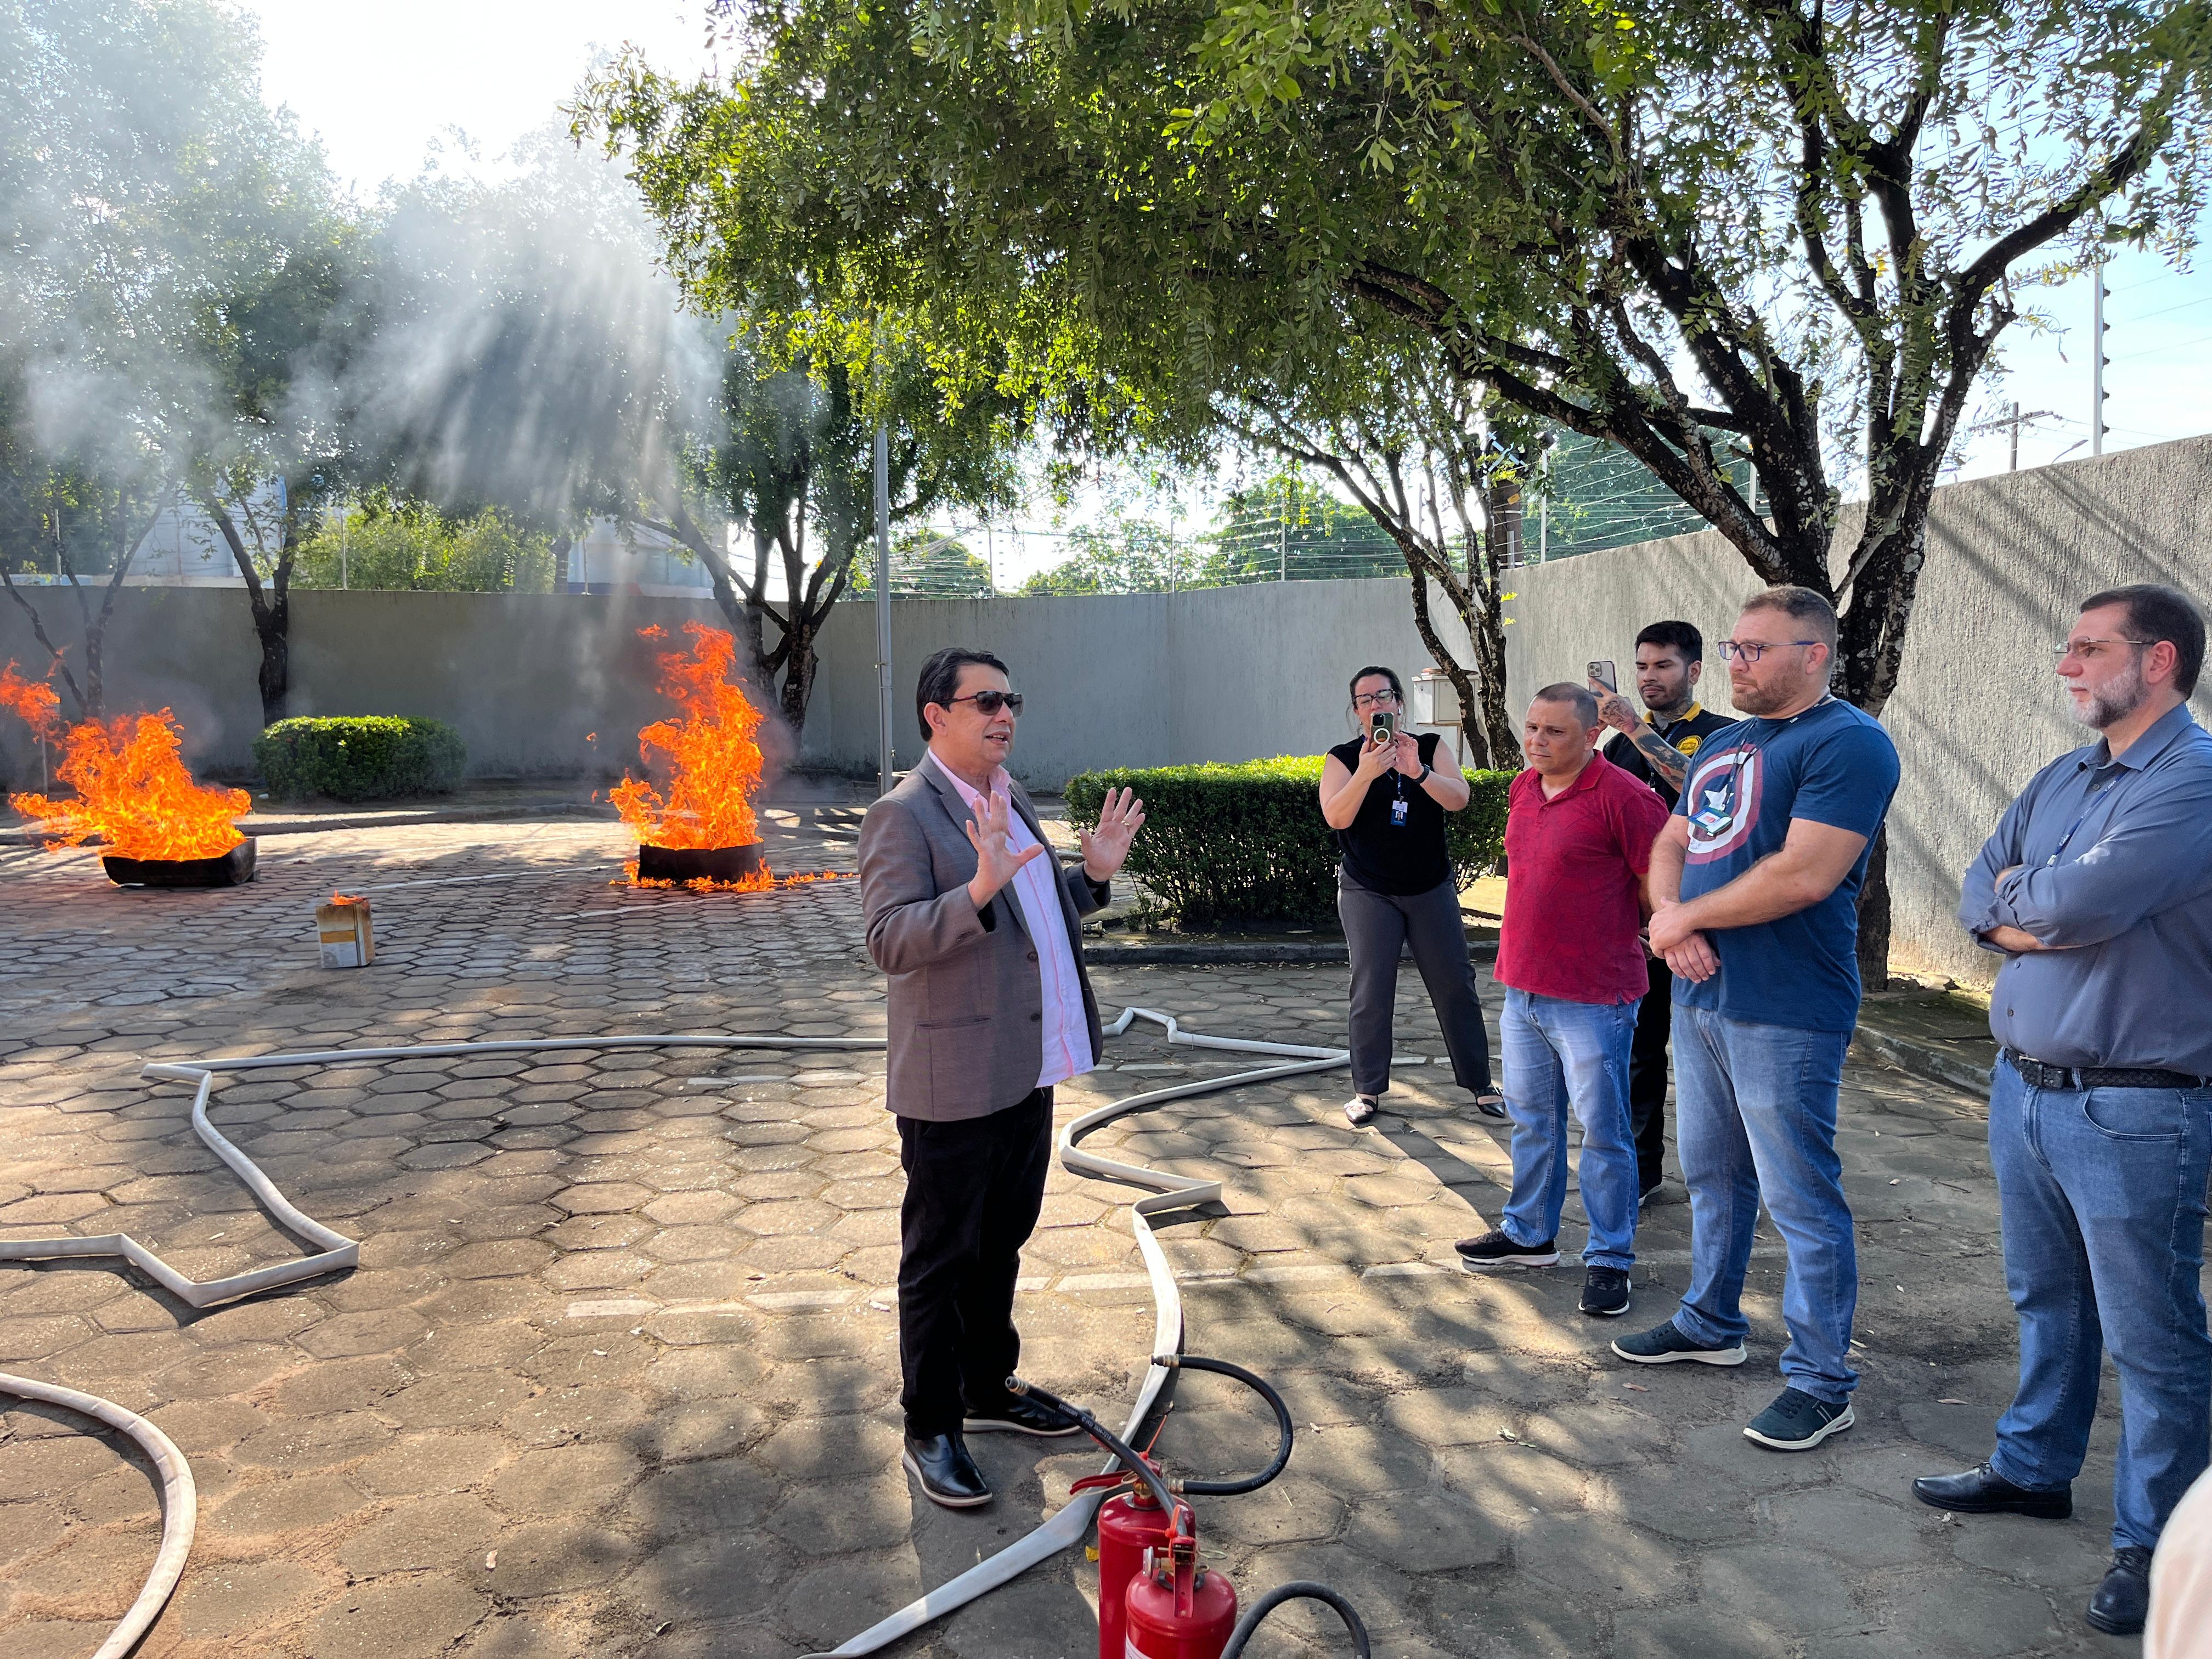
[873,426,895,798]
[2091,264,2109,458]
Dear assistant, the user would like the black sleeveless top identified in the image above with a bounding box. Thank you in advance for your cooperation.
[1325,730,1451,896]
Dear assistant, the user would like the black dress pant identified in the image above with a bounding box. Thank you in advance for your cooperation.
[895,1087,1053,1438]
[1628,956,1674,1193]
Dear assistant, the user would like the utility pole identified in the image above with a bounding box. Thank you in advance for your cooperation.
[1277,480,1288,582]
[873,427,894,797]
[2091,265,2109,458]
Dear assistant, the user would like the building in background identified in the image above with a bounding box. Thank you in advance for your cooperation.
[564,518,719,597]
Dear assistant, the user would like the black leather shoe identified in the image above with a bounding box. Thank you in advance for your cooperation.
[902,1433,992,1508]
[964,1393,1080,1436]
[1912,1462,2072,1520]
[2085,1546,2152,1635]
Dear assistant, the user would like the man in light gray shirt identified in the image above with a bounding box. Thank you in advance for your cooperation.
[1916,584,2212,1639]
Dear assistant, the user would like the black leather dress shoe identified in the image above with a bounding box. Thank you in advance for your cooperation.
[1911,1462,2072,1519]
[902,1433,992,1508]
[2085,1546,2153,1635]
[964,1394,1081,1436]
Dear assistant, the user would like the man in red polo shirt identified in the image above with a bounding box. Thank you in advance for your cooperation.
[1458,682,1671,1318]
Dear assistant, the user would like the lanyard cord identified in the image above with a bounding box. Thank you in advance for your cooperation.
[2046,765,2133,867]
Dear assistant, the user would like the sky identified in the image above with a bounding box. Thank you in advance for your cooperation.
[234,0,2211,580]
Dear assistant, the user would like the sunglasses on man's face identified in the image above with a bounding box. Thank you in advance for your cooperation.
[945,690,1024,716]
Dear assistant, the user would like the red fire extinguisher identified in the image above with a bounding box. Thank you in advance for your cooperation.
[1075,1462,1176,1659]
[1123,1508,1237,1659]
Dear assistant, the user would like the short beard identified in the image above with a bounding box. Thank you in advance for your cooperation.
[1641,684,1690,718]
[1729,679,1795,716]
[2072,658,2148,729]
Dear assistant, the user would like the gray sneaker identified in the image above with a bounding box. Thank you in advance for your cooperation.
[1610,1318,1747,1366]
[1742,1386,1855,1451]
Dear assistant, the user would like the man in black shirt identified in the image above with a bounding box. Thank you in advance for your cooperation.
[1589,620,1735,1202]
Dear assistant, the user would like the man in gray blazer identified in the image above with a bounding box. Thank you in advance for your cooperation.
[859,645,1145,1509]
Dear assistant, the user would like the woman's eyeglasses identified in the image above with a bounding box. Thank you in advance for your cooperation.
[1352,690,1399,709]
[945,690,1025,716]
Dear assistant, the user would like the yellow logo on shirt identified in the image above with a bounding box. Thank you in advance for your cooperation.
[1677,735,1704,757]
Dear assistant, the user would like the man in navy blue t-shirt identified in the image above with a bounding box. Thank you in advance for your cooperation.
[1609,585,1900,1455]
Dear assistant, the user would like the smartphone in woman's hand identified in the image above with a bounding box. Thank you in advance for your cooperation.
[1370,710,1398,746]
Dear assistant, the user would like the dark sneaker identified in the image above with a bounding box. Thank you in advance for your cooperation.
[1610,1318,1747,1367]
[1579,1266,1632,1318]
[1912,1462,2071,1520]
[1343,1094,1380,1128]
[964,1393,1080,1437]
[1743,1386,1855,1451]
[1455,1229,1559,1271]
[2085,1546,2153,1635]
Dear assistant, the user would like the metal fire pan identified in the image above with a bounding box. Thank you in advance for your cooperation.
[635,840,763,883]
[101,837,258,888]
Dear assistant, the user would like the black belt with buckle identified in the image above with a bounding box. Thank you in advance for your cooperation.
[2004,1049,2211,1091]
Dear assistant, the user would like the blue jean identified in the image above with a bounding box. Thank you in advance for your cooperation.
[1672,1008,1859,1402]
[1499,989,1640,1269]
[1987,1062,2212,1551]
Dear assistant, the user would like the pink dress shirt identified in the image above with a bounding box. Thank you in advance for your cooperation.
[929,753,1097,1090]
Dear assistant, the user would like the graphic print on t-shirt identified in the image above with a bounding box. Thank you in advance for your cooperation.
[1684,744,1763,862]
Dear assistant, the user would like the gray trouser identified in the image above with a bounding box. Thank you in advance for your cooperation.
[1338,876,1494,1099]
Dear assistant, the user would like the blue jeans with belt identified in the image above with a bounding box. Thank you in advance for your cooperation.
[1987,1060,2212,1551]
[1671,1008,1859,1402]
[1498,989,1640,1269]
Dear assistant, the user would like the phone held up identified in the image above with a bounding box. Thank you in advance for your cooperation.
[1369,708,1398,747]
[1588,659,1618,693]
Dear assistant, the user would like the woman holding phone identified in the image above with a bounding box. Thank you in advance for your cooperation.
[1318,665,1503,1128]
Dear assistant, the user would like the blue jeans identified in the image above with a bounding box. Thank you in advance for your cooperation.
[1987,1062,2212,1551]
[1672,1008,1858,1402]
[1499,989,1640,1270]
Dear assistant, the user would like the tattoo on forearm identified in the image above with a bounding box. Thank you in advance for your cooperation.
[1632,729,1690,787]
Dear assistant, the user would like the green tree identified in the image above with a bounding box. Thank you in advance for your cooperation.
[1018,510,1208,595]
[635,349,1025,733]
[847,528,996,597]
[290,499,558,593]
[589,0,2212,967]
[3,0,361,724]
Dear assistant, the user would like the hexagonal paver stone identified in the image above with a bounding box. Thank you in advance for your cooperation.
[768,1474,916,1554]
[338,1494,501,1576]
[555,1181,656,1215]
[171,1559,323,1639]
[1519,1511,1689,1607]
[386,1370,535,1429]
[491,1442,643,1517]
[486,1520,640,1595]
[1346,1488,1510,1572]
[308,1575,488,1659]
[1695,1542,1867,1635]
[296,1308,431,1359]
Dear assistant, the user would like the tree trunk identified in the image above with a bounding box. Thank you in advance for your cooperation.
[779,615,818,737]
[201,491,294,726]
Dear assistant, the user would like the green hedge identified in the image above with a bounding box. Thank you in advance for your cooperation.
[1066,754,1513,929]
[254,716,466,802]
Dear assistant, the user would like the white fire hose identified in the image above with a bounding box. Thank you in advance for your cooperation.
[0,1011,1350,1658]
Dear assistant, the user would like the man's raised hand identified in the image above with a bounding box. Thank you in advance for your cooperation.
[1079,786,1146,882]
[964,789,1045,909]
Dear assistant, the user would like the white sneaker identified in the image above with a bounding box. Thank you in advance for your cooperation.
[1342,1094,1380,1127]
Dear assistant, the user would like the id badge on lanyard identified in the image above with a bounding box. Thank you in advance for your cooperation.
[1390,789,1409,827]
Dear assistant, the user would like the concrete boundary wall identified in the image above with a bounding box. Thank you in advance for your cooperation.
[5,437,2207,984]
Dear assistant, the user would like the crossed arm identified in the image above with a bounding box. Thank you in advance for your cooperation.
[1646,815,1873,982]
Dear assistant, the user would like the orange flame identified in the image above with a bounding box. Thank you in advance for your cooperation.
[7,708,250,861]
[1,661,61,736]
[611,623,766,855]
[331,892,366,905]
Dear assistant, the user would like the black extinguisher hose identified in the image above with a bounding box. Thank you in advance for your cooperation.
[1152,1354,1295,1496]
[1218,1582,1372,1659]
[1006,1375,1179,1517]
